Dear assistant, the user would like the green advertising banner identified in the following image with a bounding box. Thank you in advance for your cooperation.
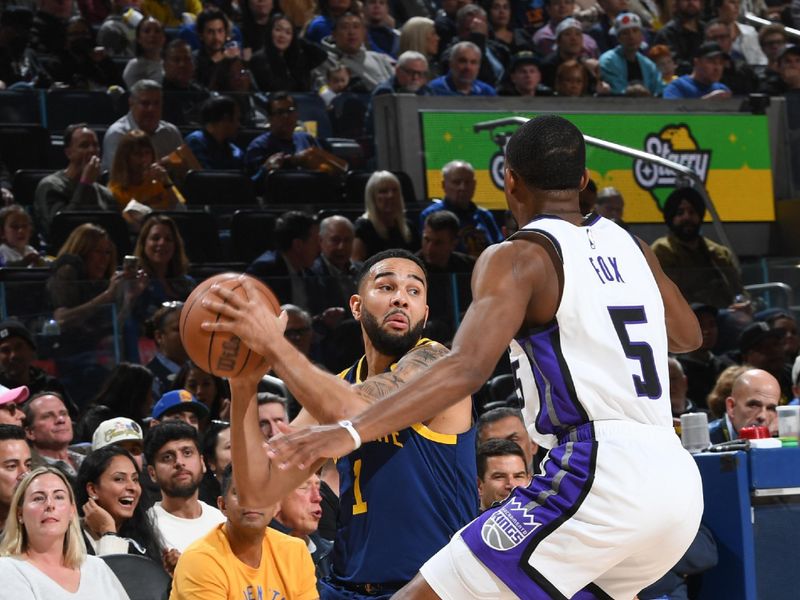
[420,111,775,223]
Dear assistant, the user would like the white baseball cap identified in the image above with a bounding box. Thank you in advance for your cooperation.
[92,417,144,451]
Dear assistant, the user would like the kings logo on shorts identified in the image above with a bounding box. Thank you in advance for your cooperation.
[633,124,711,200]
[480,497,541,551]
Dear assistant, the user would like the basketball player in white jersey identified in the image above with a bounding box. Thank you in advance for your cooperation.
[205,115,705,599]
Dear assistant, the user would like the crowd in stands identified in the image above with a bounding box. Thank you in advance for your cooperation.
[0,0,797,595]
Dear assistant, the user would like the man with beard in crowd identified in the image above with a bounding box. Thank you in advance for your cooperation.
[145,422,226,573]
[651,186,744,308]
[203,249,476,599]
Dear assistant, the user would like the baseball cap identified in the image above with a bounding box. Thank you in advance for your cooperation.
[510,51,541,71]
[151,389,209,420]
[739,321,783,354]
[555,17,582,39]
[0,384,29,407]
[611,12,642,35]
[0,320,35,350]
[92,417,144,451]
[695,42,727,60]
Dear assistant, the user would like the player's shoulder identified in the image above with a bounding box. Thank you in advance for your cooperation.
[401,338,450,365]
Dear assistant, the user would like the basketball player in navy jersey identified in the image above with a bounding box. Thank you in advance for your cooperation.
[218,115,705,599]
[204,249,475,599]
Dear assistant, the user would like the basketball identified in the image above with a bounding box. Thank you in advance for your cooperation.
[179,273,281,378]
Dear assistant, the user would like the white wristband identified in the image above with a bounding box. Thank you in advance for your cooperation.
[338,420,362,450]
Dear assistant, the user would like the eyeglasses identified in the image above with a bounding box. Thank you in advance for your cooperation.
[399,66,427,79]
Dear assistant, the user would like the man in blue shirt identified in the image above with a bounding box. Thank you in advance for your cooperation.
[429,41,497,96]
[184,95,244,170]
[663,42,732,99]
[419,160,502,258]
[244,92,319,187]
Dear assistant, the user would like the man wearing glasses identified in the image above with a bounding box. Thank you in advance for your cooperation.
[244,91,320,186]
[0,385,29,427]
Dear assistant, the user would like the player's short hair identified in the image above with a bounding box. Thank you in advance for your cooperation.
[357,249,428,290]
[476,407,525,440]
[476,438,528,479]
[144,422,199,466]
[505,115,585,191]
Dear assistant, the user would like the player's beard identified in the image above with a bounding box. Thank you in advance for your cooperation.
[360,308,425,358]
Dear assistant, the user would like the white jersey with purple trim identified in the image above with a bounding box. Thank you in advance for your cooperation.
[511,214,672,438]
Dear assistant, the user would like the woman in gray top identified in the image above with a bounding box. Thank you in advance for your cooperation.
[123,17,166,88]
[0,467,129,599]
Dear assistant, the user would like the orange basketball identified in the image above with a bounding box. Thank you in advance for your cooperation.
[179,273,281,378]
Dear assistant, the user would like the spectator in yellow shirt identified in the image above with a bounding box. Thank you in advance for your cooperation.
[170,463,318,600]
[142,0,203,28]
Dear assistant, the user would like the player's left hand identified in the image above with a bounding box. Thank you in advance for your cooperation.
[201,276,288,361]
[267,422,356,470]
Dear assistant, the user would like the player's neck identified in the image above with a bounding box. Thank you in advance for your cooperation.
[364,344,396,377]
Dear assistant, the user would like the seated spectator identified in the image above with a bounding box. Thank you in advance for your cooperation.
[88,363,155,430]
[314,11,396,92]
[0,467,130,597]
[240,0,274,56]
[0,205,47,267]
[144,422,226,575]
[650,186,743,307]
[123,16,165,88]
[704,19,759,95]
[365,0,400,57]
[246,210,321,310]
[706,364,748,419]
[142,0,202,27]
[429,40,496,95]
[170,464,317,600]
[756,308,799,365]
[150,389,209,429]
[677,303,727,409]
[207,58,267,128]
[0,386,29,427]
[664,42,731,98]
[45,16,122,90]
[540,17,600,90]
[34,123,116,240]
[484,0,532,57]
[595,186,626,225]
[476,438,531,510]
[708,368,780,442]
[161,39,209,125]
[433,0,460,54]
[244,92,320,185]
[599,13,664,96]
[145,302,189,397]
[184,96,244,170]
[257,392,289,439]
[758,23,786,76]
[198,421,230,504]
[352,171,418,261]
[91,416,146,470]
[498,51,551,96]
[653,0,704,74]
[739,320,791,401]
[533,0,599,58]
[0,424,31,530]
[767,44,800,96]
[281,304,316,365]
[133,215,195,319]
[417,210,476,274]
[318,63,351,105]
[249,13,328,93]
[399,16,441,73]
[305,0,358,43]
[103,79,183,170]
[30,0,72,55]
[667,357,705,418]
[370,50,433,98]
[420,160,502,258]
[312,215,361,313]
[109,130,186,210]
[476,406,537,472]
[96,0,140,57]
[194,8,239,90]
[588,0,628,54]
[0,7,53,89]
[0,321,68,402]
[271,472,333,582]
[173,361,229,421]
[75,445,165,564]
[712,0,767,66]
[648,43,678,85]
[438,4,506,87]
[24,391,82,478]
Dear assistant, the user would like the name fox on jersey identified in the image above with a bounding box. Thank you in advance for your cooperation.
[588,256,625,285]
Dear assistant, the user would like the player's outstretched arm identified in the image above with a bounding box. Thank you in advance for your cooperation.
[638,238,702,353]
[267,240,540,468]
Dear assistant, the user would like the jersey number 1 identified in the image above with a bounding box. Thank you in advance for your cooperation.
[352,459,368,515]
[608,306,662,399]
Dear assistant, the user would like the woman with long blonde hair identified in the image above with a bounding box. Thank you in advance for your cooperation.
[0,467,130,598]
[352,170,418,261]
[399,17,439,68]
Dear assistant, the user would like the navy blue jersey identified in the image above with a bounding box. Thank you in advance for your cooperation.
[334,339,478,584]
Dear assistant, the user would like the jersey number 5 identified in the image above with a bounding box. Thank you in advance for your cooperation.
[608,306,662,399]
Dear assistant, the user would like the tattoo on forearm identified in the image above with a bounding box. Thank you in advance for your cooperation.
[355,343,448,403]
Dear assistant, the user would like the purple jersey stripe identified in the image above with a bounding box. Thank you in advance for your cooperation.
[461,441,597,600]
